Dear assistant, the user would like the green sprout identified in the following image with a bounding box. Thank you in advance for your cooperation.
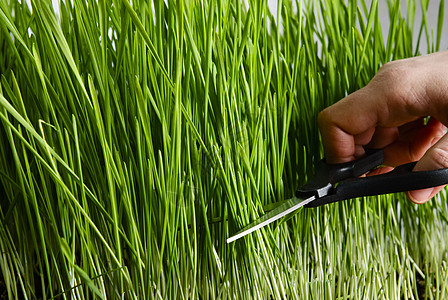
[0,0,446,298]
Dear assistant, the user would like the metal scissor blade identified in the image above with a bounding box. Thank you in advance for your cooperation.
[226,195,315,243]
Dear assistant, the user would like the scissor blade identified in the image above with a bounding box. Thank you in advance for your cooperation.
[226,195,315,243]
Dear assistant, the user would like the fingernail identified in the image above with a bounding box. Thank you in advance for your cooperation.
[408,188,434,204]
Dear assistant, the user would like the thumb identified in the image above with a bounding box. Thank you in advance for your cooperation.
[407,133,448,204]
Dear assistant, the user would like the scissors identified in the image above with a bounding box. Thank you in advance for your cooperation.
[227,149,448,243]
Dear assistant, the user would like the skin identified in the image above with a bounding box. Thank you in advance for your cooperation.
[318,50,448,204]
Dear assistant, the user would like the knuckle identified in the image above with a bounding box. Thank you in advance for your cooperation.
[375,61,423,110]
[379,64,409,93]
[317,108,331,128]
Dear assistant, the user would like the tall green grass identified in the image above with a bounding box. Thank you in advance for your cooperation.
[0,0,447,298]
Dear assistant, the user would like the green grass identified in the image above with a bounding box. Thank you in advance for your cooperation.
[0,0,447,298]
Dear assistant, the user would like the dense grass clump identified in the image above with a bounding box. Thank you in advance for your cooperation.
[0,0,447,298]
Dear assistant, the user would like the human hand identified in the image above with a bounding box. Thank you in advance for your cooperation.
[318,50,448,204]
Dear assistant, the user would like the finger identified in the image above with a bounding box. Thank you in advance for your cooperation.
[397,118,426,139]
[353,128,376,146]
[367,166,394,176]
[365,119,430,151]
[317,81,420,164]
[318,87,387,163]
[407,133,448,204]
[383,118,446,166]
[367,127,398,149]
[398,118,445,141]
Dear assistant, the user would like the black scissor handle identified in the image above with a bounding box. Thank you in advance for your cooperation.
[297,149,385,198]
[305,161,448,207]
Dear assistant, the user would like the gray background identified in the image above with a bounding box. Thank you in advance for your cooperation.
[267,0,448,53]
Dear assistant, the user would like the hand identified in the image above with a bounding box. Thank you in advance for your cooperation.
[318,50,448,204]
